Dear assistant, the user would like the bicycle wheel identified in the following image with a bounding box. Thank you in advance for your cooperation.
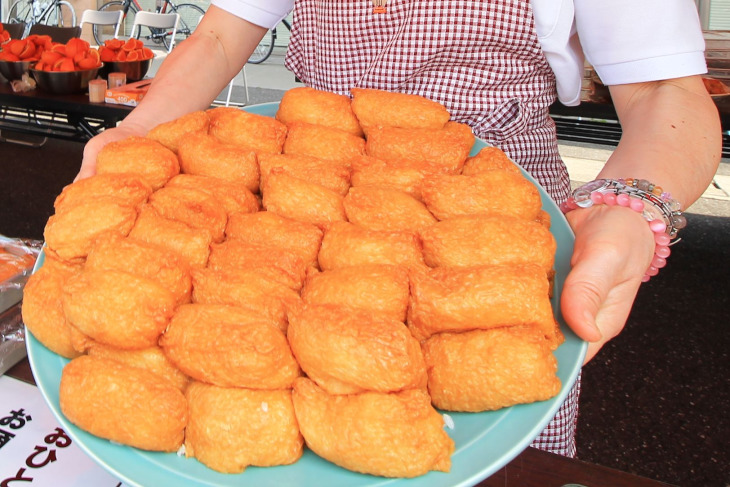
[44,1,76,28]
[6,0,32,37]
[248,28,275,64]
[165,3,204,50]
[95,0,137,45]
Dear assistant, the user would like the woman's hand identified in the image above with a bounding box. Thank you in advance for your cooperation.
[560,204,656,364]
[76,6,270,182]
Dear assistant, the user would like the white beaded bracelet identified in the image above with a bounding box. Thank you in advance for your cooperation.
[560,178,686,282]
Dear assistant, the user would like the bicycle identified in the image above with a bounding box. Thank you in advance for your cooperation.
[5,0,77,38]
[92,0,205,52]
[248,17,291,64]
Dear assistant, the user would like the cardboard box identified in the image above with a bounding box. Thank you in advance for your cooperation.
[105,79,152,107]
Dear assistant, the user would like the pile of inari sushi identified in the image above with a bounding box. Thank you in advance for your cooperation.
[23,87,563,479]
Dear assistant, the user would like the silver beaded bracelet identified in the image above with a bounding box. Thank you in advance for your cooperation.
[560,178,686,282]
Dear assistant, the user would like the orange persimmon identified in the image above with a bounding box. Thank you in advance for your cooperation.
[0,51,20,61]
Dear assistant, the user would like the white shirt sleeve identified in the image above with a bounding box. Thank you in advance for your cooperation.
[534,0,707,106]
[575,0,706,85]
[210,0,294,29]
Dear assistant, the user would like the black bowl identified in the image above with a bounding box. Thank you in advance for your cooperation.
[30,64,103,95]
[100,58,152,82]
[0,60,32,82]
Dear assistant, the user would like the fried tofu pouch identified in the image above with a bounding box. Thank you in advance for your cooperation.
[129,205,212,268]
[420,214,556,273]
[43,199,138,261]
[62,268,177,350]
[59,355,187,452]
[318,222,426,271]
[21,264,82,359]
[350,87,450,133]
[53,173,152,210]
[148,186,228,243]
[177,133,260,193]
[258,153,352,196]
[191,267,302,333]
[292,377,453,478]
[85,234,192,306]
[408,264,562,346]
[365,126,470,174]
[350,155,440,202]
[282,122,365,161]
[166,174,260,217]
[86,342,190,392]
[343,186,436,234]
[422,327,561,412]
[262,171,346,229]
[184,382,303,473]
[96,136,180,190]
[225,211,323,269]
[207,106,287,154]
[276,86,363,137]
[145,110,210,153]
[288,304,426,395]
[461,146,521,176]
[301,264,409,322]
[421,170,542,221]
[208,239,308,291]
[159,303,301,389]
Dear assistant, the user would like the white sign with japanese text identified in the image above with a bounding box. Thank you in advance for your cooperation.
[0,375,123,487]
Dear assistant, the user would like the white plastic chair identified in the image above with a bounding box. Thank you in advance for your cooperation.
[78,9,123,41]
[131,11,180,53]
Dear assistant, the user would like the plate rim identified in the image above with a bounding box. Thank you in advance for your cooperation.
[26,101,587,487]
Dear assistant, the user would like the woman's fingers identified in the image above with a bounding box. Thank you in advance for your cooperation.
[561,205,654,363]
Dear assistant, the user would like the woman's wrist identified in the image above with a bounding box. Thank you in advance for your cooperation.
[561,178,686,282]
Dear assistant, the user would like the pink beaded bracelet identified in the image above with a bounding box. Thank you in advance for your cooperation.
[560,178,686,282]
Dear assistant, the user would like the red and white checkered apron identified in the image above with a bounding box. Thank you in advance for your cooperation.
[285,0,579,457]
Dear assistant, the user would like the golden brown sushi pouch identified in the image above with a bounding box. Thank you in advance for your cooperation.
[21,265,82,359]
[159,303,301,389]
[184,382,303,473]
[287,304,427,394]
[407,264,562,347]
[62,268,177,350]
[145,110,210,153]
[59,355,187,452]
[276,86,363,137]
[422,327,561,412]
[292,377,453,478]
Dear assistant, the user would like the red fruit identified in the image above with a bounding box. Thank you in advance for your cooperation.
[0,51,20,62]
[65,37,89,58]
[76,56,98,70]
[121,38,138,52]
[50,44,67,55]
[8,39,26,57]
[98,46,115,62]
[53,57,75,72]
[40,50,62,64]
[105,38,124,50]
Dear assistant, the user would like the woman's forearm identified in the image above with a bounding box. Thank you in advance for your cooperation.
[599,76,722,209]
[119,6,267,134]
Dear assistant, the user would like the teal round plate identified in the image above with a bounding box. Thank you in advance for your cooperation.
[27,102,586,487]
